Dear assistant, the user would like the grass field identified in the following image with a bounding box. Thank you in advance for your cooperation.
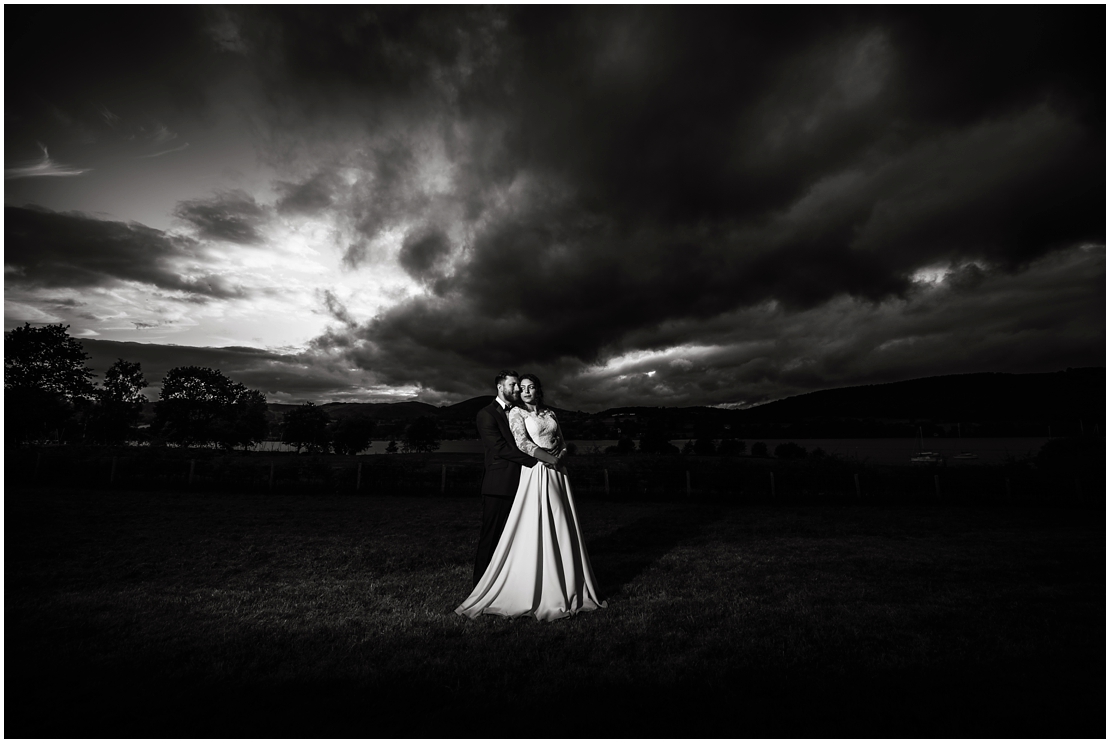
[5,487,1104,738]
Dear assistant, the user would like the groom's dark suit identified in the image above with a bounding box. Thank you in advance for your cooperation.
[473,398,538,586]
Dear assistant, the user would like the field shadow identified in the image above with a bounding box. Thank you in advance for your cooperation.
[586,505,722,597]
[13,654,1104,739]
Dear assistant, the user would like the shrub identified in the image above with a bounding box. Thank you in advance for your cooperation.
[775,442,808,460]
[1036,437,1103,473]
[750,441,768,457]
[693,438,718,456]
[717,438,746,457]
[609,437,635,455]
[402,417,441,453]
[639,430,676,455]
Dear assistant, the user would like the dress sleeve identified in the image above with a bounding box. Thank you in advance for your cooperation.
[550,410,567,453]
[508,408,540,457]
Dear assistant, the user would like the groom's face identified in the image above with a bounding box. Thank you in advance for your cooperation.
[498,376,521,403]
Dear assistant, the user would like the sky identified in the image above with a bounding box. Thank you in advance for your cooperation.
[4,6,1105,411]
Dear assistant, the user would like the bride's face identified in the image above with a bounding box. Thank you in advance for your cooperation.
[519,380,537,406]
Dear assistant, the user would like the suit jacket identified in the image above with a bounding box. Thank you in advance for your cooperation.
[477,399,538,498]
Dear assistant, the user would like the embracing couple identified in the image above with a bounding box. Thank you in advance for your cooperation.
[455,370,606,622]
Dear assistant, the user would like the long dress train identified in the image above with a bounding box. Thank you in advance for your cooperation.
[456,407,606,622]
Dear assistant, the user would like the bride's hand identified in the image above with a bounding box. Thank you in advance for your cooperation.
[535,448,558,466]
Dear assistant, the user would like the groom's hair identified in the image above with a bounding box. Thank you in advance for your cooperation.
[494,370,520,387]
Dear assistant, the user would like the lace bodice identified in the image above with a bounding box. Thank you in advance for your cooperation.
[508,406,563,456]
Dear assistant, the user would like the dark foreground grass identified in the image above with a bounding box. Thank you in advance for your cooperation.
[6,488,1104,738]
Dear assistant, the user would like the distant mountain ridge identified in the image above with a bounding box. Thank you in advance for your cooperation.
[267,400,442,421]
[252,367,1103,439]
[725,368,1103,425]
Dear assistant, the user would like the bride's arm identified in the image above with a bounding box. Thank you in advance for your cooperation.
[551,411,568,459]
[509,409,557,465]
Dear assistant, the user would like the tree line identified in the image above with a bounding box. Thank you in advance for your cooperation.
[4,323,440,453]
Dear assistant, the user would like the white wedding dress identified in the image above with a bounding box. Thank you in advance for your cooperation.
[456,406,607,622]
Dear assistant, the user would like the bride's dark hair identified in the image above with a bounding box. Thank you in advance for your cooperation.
[519,373,546,410]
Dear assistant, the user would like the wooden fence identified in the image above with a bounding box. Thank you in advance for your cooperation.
[5,446,1103,507]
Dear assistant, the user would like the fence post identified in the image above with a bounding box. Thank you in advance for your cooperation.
[604,469,610,496]
[854,473,861,499]
[770,471,776,500]
[356,462,362,492]
[441,464,447,494]
[934,474,940,500]
[269,462,275,492]
[189,459,196,486]
[111,456,117,485]
[686,470,691,498]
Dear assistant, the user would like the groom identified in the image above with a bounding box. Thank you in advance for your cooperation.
[472,370,538,587]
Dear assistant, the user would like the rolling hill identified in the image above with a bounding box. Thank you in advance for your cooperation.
[142,368,1104,440]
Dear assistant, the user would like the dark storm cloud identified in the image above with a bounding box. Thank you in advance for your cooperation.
[224,6,1102,406]
[69,248,1105,410]
[338,145,441,271]
[8,6,1099,409]
[79,339,368,402]
[173,190,271,244]
[4,206,249,300]
[5,6,231,163]
[320,289,356,328]
[550,248,1106,410]
[275,170,338,215]
[398,227,452,285]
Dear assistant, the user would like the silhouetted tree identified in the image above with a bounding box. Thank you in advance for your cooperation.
[639,430,678,455]
[4,323,96,446]
[774,442,808,459]
[402,416,441,453]
[693,437,718,456]
[717,438,746,457]
[330,415,376,455]
[154,366,268,449]
[606,436,635,455]
[281,402,332,453]
[86,359,148,444]
[750,441,769,457]
[386,439,399,454]
[1037,437,1103,475]
[218,387,269,451]
[681,440,695,455]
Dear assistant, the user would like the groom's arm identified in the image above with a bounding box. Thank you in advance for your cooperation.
[476,408,538,468]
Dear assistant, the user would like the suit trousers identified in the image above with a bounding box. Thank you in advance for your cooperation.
[474,494,514,587]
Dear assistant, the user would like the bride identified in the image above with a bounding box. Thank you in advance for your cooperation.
[455,373,606,621]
